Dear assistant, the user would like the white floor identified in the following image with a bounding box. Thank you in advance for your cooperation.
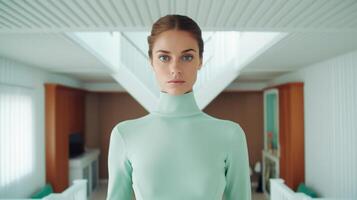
[90,181,267,200]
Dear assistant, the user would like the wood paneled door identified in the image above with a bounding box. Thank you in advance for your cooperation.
[45,83,85,192]
[277,82,305,190]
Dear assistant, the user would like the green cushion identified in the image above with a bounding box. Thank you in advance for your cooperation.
[297,183,318,198]
[30,184,53,198]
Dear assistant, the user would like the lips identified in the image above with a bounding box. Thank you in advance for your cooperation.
[168,79,185,83]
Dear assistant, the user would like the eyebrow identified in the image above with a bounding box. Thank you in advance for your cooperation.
[155,49,196,54]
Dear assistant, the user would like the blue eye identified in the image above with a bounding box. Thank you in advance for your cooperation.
[182,55,193,62]
[159,55,170,62]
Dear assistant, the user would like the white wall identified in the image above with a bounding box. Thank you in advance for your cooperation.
[269,51,357,199]
[0,56,82,198]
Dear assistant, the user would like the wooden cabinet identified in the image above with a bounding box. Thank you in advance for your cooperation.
[262,82,304,195]
[45,83,85,192]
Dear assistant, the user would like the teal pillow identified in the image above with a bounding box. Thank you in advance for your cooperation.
[31,184,53,199]
[297,183,318,198]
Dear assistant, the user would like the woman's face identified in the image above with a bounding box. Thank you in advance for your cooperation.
[150,30,202,95]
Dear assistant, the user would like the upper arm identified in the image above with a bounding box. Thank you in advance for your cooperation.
[223,123,252,200]
[106,125,134,200]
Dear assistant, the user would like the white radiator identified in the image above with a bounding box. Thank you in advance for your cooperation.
[270,179,311,200]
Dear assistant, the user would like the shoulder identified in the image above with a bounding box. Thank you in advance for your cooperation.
[110,114,152,138]
[200,113,246,139]
[223,120,247,147]
[202,113,244,131]
[222,119,245,139]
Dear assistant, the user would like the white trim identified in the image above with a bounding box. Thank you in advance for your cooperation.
[262,88,280,196]
[83,83,126,92]
[225,82,268,91]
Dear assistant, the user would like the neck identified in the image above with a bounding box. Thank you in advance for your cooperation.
[153,90,202,117]
[160,89,192,94]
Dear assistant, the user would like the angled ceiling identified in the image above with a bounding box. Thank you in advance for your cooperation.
[0,0,357,88]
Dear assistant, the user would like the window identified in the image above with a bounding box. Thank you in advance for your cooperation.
[0,84,35,187]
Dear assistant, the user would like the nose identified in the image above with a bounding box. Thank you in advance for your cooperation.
[171,70,182,78]
[169,60,182,78]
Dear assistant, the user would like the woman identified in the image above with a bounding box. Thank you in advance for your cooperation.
[107,15,251,200]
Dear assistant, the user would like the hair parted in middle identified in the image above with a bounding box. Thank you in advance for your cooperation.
[147,14,204,59]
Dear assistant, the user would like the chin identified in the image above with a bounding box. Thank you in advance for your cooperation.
[165,89,186,96]
[174,89,193,95]
[170,91,184,96]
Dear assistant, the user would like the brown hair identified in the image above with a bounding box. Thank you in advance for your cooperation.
[147,14,204,59]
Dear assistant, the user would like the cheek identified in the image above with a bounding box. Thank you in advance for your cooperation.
[152,63,168,80]
[155,65,167,74]
[189,70,198,81]
[183,67,198,82]
[186,61,200,72]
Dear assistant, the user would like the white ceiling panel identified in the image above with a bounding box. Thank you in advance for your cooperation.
[1,0,357,32]
[243,32,357,71]
[0,33,108,73]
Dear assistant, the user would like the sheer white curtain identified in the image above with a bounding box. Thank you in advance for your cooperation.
[0,84,35,189]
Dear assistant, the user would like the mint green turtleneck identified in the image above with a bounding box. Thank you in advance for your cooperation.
[106,91,251,200]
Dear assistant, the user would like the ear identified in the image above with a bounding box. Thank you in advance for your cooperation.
[149,58,154,68]
[197,59,203,70]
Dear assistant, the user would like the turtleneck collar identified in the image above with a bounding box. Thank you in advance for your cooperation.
[152,90,202,117]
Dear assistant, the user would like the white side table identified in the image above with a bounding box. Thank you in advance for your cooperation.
[69,148,100,197]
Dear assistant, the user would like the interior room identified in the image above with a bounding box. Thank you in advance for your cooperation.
[0,0,356,200]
